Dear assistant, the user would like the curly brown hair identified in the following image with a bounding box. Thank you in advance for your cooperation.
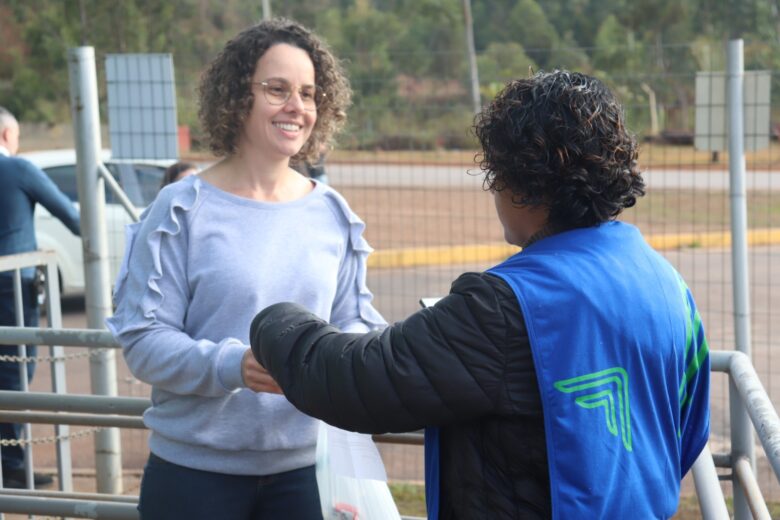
[198,18,351,163]
[474,70,645,230]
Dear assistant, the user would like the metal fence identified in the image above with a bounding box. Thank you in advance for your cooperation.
[3,322,780,518]
[3,35,780,516]
[0,253,426,518]
[0,250,74,495]
[325,41,780,510]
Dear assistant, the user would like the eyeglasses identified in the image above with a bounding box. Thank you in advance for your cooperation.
[253,79,324,111]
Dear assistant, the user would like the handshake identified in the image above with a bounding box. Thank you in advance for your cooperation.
[241,302,332,396]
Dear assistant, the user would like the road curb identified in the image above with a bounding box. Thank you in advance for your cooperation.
[367,228,780,269]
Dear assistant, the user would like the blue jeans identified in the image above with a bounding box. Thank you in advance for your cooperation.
[138,453,323,520]
[0,279,38,472]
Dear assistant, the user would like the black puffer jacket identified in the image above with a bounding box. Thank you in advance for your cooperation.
[251,272,551,519]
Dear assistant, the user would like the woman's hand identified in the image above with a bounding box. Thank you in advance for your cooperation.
[241,349,282,394]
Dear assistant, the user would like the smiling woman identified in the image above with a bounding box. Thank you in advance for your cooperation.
[105,18,386,520]
[198,19,350,165]
[239,43,318,165]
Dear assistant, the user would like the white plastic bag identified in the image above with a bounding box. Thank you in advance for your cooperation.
[316,422,402,520]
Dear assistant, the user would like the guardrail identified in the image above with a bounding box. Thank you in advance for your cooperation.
[711,350,780,520]
[0,325,778,518]
[0,326,425,519]
[0,386,426,519]
[0,250,74,496]
[0,385,424,519]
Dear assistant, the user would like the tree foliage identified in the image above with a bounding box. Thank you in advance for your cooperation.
[2,0,779,144]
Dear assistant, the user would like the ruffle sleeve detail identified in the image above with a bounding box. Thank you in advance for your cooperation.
[322,189,387,331]
[106,178,201,336]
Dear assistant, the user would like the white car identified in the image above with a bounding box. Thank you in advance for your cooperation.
[22,149,173,297]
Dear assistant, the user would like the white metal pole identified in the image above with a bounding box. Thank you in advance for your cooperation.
[691,446,730,520]
[727,38,754,520]
[462,0,481,115]
[12,269,33,490]
[66,46,123,495]
[44,261,73,492]
[262,0,271,20]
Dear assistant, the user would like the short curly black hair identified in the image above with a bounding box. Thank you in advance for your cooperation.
[474,70,644,229]
[198,18,351,163]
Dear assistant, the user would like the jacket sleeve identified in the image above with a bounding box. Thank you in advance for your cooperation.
[21,160,81,236]
[251,272,529,434]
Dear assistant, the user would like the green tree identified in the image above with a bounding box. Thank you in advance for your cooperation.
[539,0,630,49]
[506,0,560,68]
[2,0,195,123]
[691,0,766,39]
[392,0,465,79]
[592,15,640,74]
[477,41,537,95]
[317,4,405,147]
[547,32,592,72]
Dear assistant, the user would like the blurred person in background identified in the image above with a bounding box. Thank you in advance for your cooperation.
[292,143,329,184]
[106,19,384,520]
[159,161,198,190]
[0,106,80,489]
[250,71,710,519]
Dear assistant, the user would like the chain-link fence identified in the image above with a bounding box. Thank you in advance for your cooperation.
[320,41,780,502]
[12,38,780,511]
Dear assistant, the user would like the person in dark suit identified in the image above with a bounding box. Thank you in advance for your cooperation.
[0,106,80,489]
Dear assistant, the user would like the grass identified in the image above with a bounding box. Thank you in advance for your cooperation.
[674,495,780,518]
[320,141,780,169]
[388,483,780,519]
[181,141,780,169]
[389,482,427,517]
[20,122,780,170]
[623,189,780,236]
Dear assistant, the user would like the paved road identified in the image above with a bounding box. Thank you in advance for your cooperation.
[328,162,780,191]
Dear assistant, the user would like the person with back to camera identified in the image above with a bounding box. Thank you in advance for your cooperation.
[249,71,711,519]
[106,18,384,519]
[0,106,80,489]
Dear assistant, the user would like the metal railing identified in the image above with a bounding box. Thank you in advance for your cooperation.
[0,321,779,518]
[0,321,426,519]
[710,350,780,519]
[0,250,74,496]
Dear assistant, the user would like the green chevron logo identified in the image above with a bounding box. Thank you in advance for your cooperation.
[554,367,633,452]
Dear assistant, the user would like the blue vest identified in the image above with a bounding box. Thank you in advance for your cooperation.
[484,222,709,519]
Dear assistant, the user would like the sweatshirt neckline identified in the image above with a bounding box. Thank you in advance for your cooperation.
[194,176,325,209]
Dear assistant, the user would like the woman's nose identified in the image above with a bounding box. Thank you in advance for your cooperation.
[284,90,306,112]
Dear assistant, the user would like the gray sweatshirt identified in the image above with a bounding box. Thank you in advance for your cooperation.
[106,175,385,475]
